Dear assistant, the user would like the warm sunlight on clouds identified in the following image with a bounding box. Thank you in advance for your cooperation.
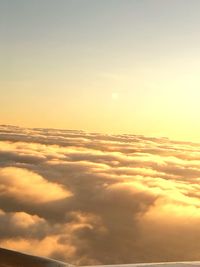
[2,0,200,263]
[1,125,200,264]
[0,167,71,203]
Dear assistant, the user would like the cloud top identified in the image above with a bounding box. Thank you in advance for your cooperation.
[0,125,200,265]
[0,167,71,203]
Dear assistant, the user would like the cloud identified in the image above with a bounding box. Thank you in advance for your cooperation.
[0,125,200,264]
[0,167,71,203]
[0,209,48,240]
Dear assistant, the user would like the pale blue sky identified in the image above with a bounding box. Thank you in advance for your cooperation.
[1,0,200,141]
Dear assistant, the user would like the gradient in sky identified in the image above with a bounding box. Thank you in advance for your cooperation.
[1,0,200,141]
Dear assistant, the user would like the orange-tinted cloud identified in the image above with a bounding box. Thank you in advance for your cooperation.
[0,167,71,203]
[0,125,200,264]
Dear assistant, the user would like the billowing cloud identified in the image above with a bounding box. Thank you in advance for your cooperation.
[0,167,71,203]
[0,125,200,265]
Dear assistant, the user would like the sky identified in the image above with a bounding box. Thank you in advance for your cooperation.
[1,0,200,141]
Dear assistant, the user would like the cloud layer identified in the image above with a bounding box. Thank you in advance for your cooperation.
[0,125,200,265]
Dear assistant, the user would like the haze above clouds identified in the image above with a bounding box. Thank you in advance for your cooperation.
[0,125,200,264]
[2,0,200,141]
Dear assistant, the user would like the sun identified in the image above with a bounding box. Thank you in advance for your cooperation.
[111,92,119,100]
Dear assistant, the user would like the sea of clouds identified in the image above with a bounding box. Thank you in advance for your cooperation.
[0,125,200,265]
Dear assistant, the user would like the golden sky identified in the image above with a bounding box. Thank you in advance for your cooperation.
[1,0,200,141]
